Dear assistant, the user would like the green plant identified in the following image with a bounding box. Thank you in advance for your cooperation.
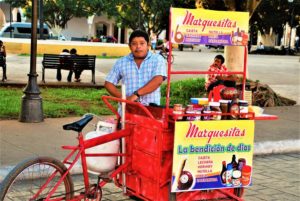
[161,78,206,106]
[0,87,115,119]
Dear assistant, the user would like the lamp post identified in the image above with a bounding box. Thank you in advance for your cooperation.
[19,0,44,122]
[288,0,294,54]
[39,0,44,39]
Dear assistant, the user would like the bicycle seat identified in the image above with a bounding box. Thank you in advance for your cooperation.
[63,114,93,132]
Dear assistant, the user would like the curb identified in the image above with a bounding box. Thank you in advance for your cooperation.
[1,139,300,183]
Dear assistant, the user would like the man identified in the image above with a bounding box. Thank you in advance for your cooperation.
[105,30,167,105]
[205,54,228,93]
[0,40,7,81]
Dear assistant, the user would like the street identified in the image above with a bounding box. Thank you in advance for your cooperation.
[3,48,300,104]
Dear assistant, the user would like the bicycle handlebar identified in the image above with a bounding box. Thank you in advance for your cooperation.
[101,95,155,119]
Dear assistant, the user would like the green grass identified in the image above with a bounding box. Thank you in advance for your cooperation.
[18,53,121,59]
[0,87,115,119]
[0,78,206,119]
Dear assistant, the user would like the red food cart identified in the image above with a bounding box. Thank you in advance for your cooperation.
[101,7,277,201]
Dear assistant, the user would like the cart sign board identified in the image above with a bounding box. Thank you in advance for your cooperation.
[171,120,254,192]
[170,8,249,46]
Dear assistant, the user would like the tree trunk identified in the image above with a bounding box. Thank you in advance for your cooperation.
[224,46,248,78]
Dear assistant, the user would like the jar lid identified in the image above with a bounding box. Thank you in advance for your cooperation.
[198,98,209,105]
[219,99,231,103]
[190,98,198,104]
[209,102,220,107]
[239,100,248,106]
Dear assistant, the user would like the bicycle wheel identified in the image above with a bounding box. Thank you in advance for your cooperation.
[0,156,74,201]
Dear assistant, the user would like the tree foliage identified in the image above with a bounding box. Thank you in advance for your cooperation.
[250,0,300,35]
[5,0,299,37]
[100,0,173,36]
[5,0,105,29]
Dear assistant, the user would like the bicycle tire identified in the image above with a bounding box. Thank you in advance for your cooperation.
[0,156,74,201]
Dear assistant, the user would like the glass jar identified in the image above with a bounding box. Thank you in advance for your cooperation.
[209,102,222,120]
[229,99,239,120]
[202,105,211,121]
[219,99,231,120]
[239,100,249,119]
[173,104,183,120]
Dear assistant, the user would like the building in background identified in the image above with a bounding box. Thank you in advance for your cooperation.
[0,1,128,44]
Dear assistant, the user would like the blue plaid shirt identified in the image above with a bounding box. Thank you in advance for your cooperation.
[106,51,167,105]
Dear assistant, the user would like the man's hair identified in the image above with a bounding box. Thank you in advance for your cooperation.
[70,48,77,54]
[62,49,69,53]
[129,30,149,44]
[215,55,225,64]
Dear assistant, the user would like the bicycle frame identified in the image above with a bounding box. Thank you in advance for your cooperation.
[34,126,132,201]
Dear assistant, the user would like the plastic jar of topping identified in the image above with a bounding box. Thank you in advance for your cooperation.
[173,104,183,120]
[202,105,211,121]
[229,99,239,120]
[209,102,222,120]
[194,109,202,121]
[185,105,196,121]
[239,100,249,119]
[219,99,231,120]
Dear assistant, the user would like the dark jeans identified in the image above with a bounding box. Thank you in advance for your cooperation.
[74,69,82,80]
[56,69,73,82]
[1,64,7,80]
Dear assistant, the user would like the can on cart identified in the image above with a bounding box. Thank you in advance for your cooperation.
[173,104,183,120]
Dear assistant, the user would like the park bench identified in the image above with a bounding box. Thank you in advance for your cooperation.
[42,54,96,84]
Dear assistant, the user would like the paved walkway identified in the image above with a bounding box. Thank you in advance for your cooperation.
[67,153,300,201]
[0,51,299,200]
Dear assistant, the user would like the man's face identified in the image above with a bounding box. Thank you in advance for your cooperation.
[213,58,222,68]
[129,37,148,59]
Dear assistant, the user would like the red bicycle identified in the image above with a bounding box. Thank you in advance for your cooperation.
[0,98,135,201]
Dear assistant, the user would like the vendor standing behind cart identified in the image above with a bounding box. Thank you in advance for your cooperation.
[104,30,167,105]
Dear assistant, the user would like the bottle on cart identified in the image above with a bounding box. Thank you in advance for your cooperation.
[220,161,227,184]
[229,98,239,120]
[231,154,238,170]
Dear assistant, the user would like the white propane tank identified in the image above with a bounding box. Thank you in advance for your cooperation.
[84,121,119,174]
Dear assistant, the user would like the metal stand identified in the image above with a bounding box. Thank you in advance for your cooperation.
[19,0,43,122]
